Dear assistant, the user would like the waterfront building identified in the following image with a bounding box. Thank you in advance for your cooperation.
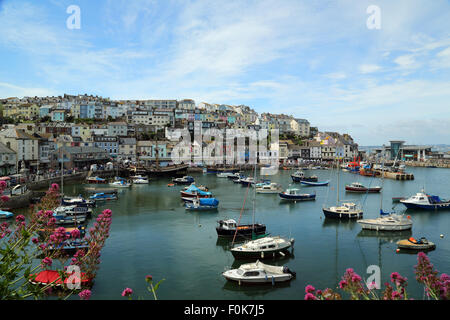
[93,136,119,158]
[51,146,110,170]
[0,142,17,175]
[0,128,39,172]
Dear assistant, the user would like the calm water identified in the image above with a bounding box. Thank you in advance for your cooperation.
[30,167,450,299]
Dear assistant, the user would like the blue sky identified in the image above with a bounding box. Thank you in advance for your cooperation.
[0,0,449,145]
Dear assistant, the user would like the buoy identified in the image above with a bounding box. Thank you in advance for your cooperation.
[396,249,400,253]
[440,234,444,238]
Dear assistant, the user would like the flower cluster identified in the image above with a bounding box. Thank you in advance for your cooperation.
[415,252,449,300]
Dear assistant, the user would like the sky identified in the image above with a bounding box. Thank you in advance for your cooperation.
[0,0,449,145]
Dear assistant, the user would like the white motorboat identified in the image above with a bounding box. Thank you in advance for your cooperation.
[133,178,149,184]
[217,172,234,178]
[53,205,92,218]
[231,236,295,259]
[109,180,132,188]
[222,260,296,285]
[357,213,413,231]
[256,183,283,194]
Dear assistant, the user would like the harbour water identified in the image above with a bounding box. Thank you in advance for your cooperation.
[27,167,450,299]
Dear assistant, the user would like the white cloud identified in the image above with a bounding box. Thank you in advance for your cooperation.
[394,54,417,69]
[359,64,381,74]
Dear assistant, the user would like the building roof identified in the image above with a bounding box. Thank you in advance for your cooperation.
[0,142,15,154]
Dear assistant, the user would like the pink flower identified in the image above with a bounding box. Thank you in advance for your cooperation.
[0,181,6,189]
[32,237,39,244]
[304,293,317,300]
[15,215,25,222]
[79,289,91,300]
[42,257,52,266]
[51,183,59,191]
[71,229,81,239]
[1,195,10,202]
[145,275,153,283]
[305,285,316,294]
[122,288,133,297]
[339,280,348,289]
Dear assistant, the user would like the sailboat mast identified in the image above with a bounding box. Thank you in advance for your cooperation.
[60,146,64,196]
[337,158,340,203]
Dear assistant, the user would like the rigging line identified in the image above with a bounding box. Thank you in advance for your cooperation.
[231,180,251,246]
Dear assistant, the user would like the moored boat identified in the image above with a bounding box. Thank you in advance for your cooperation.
[300,180,329,186]
[90,192,117,201]
[185,198,219,210]
[217,172,234,178]
[400,191,450,210]
[86,176,107,184]
[291,170,318,183]
[0,209,14,219]
[230,236,295,259]
[109,180,132,188]
[172,176,195,185]
[278,188,316,201]
[256,183,283,194]
[29,270,92,287]
[323,202,363,219]
[216,219,266,238]
[357,212,413,231]
[61,196,96,208]
[180,184,212,198]
[396,237,436,251]
[345,182,382,193]
[222,260,296,285]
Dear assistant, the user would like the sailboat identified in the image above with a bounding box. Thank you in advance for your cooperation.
[322,159,363,219]
[229,154,294,259]
[357,164,412,231]
[216,161,266,238]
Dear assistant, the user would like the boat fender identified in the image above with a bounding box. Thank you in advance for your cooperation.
[261,251,264,258]
[279,251,285,257]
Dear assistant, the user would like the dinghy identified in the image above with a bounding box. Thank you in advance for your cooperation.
[222,260,296,285]
[172,176,195,185]
[300,180,329,186]
[29,270,92,287]
[397,237,436,251]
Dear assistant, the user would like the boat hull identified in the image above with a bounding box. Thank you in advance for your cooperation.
[216,224,266,238]
[323,208,362,219]
[291,175,318,183]
[278,193,316,201]
[358,222,412,231]
[300,181,329,186]
[222,273,292,284]
[401,202,450,210]
[345,186,382,193]
[231,246,292,259]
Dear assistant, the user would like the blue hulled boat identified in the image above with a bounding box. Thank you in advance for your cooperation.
[90,192,117,201]
[0,210,14,219]
[185,198,219,210]
[400,191,450,210]
[300,180,329,186]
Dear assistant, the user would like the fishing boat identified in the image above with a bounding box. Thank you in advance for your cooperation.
[300,180,329,186]
[109,180,132,188]
[357,211,413,231]
[256,183,283,194]
[90,192,117,201]
[216,219,266,238]
[230,236,295,259]
[29,270,92,288]
[290,170,318,183]
[323,202,363,219]
[86,176,107,184]
[172,176,195,185]
[185,198,219,210]
[217,172,234,178]
[345,182,382,193]
[180,184,212,198]
[61,195,96,208]
[278,188,316,201]
[397,237,436,251]
[0,209,13,219]
[222,260,296,285]
[400,191,450,210]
